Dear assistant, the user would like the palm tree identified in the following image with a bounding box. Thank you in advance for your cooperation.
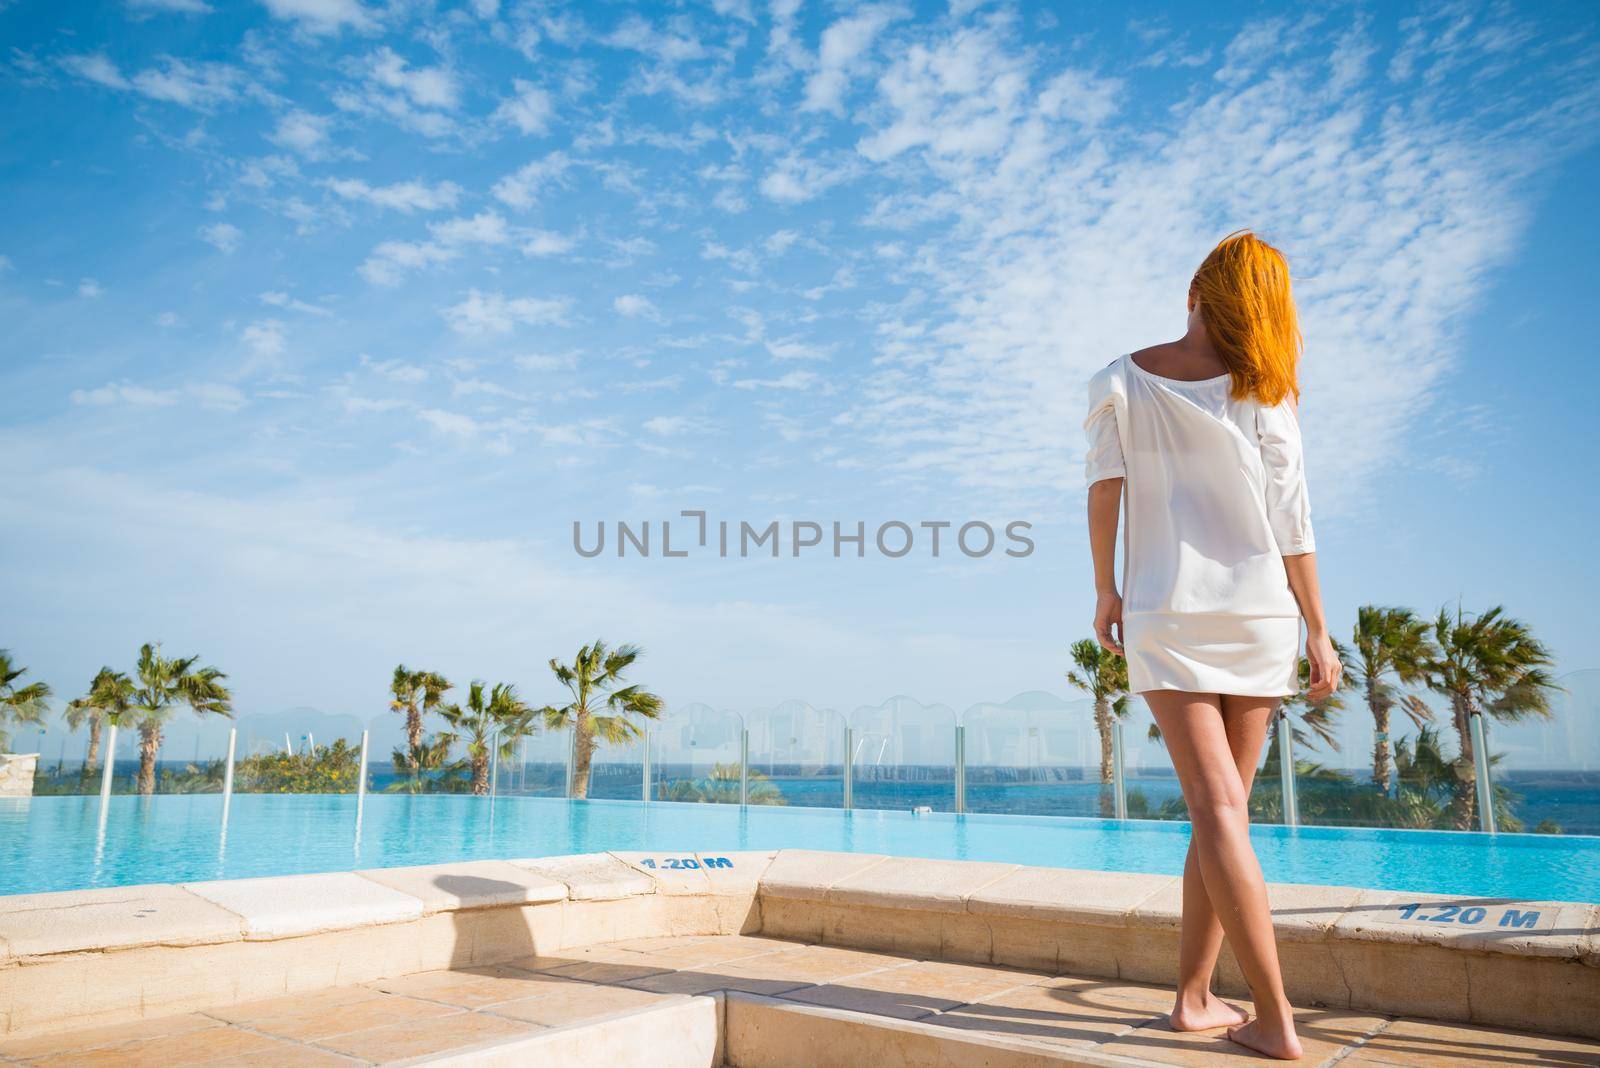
[390,665,452,774]
[1419,604,1558,829]
[540,641,663,800]
[1351,606,1436,791]
[1065,638,1129,816]
[386,732,468,794]
[0,650,51,752]
[439,681,539,795]
[127,643,233,796]
[64,667,133,780]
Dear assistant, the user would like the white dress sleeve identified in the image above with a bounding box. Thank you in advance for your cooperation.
[1255,398,1315,555]
[1083,362,1126,486]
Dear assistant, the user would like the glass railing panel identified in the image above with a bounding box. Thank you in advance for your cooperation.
[585,729,647,801]
[1479,669,1598,836]
[650,704,744,804]
[1118,700,1186,820]
[849,696,957,812]
[1294,684,1469,831]
[20,713,98,795]
[495,723,571,798]
[149,712,233,794]
[746,699,845,808]
[962,692,1102,817]
[232,710,369,794]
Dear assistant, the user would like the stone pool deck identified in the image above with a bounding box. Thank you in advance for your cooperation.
[1,851,1596,1065]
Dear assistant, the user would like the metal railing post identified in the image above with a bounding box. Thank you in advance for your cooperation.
[642,730,652,803]
[1277,716,1299,828]
[489,729,499,797]
[221,727,237,818]
[99,723,118,803]
[842,726,854,810]
[357,729,369,802]
[1470,713,1497,833]
[954,724,966,814]
[739,728,749,806]
[1111,720,1128,820]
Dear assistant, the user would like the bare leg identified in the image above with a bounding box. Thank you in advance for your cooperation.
[1170,696,1275,1031]
[1144,691,1302,1060]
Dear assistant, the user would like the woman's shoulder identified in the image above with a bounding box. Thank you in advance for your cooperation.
[1086,355,1129,413]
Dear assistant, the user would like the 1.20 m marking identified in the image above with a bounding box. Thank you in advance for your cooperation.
[638,856,734,870]
[1393,903,1541,928]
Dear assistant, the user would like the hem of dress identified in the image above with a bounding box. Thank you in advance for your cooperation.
[1131,684,1297,698]
[1124,610,1301,621]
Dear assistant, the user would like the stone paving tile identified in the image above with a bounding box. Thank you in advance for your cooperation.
[782,959,1051,1022]
[363,963,578,1009]
[15,1025,309,1067]
[607,933,795,969]
[931,975,1164,1050]
[1098,1007,1390,1065]
[481,981,679,1028]
[309,1009,539,1063]
[207,990,458,1042]
[1339,1017,1600,1066]
[0,1013,223,1060]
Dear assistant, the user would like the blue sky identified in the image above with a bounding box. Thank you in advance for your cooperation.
[2,0,1598,758]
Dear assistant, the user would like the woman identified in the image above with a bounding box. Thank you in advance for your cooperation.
[1083,231,1340,1061]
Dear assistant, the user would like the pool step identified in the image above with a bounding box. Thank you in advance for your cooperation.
[410,993,722,1067]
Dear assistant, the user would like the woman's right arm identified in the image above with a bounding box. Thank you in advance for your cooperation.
[1088,478,1125,655]
[1084,364,1127,656]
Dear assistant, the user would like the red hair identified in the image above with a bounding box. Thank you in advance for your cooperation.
[1191,231,1302,406]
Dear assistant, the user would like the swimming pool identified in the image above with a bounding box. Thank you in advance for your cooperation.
[3,793,1596,901]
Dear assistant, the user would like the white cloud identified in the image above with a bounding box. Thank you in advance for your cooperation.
[495,79,554,135]
[759,153,853,203]
[732,370,820,391]
[77,279,104,298]
[442,289,571,334]
[259,0,375,35]
[367,47,458,110]
[199,222,243,253]
[324,177,461,213]
[612,293,659,320]
[127,0,213,12]
[359,353,428,384]
[641,415,709,436]
[260,290,332,317]
[60,52,244,111]
[492,153,573,210]
[523,230,576,257]
[268,110,333,158]
[190,383,247,411]
[429,211,508,246]
[239,319,286,374]
[419,408,481,437]
[803,6,900,114]
[358,211,509,286]
[70,382,179,407]
[60,53,132,90]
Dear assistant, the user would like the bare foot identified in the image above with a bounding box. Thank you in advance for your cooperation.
[1169,995,1247,1032]
[1226,1017,1303,1060]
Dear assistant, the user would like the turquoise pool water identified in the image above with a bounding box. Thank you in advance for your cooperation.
[3,794,1596,901]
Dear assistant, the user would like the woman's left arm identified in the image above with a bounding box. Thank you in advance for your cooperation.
[1258,396,1340,698]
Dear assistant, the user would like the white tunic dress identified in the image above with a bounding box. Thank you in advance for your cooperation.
[1084,354,1315,696]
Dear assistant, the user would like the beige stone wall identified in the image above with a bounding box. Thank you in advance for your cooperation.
[0,754,37,798]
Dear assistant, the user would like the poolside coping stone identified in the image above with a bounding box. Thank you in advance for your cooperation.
[356,860,568,913]
[1331,889,1597,959]
[758,849,889,900]
[826,856,1021,912]
[182,871,424,939]
[511,852,657,900]
[1129,878,1363,942]
[608,851,777,897]
[968,867,1177,927]
[0,884,245,958]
